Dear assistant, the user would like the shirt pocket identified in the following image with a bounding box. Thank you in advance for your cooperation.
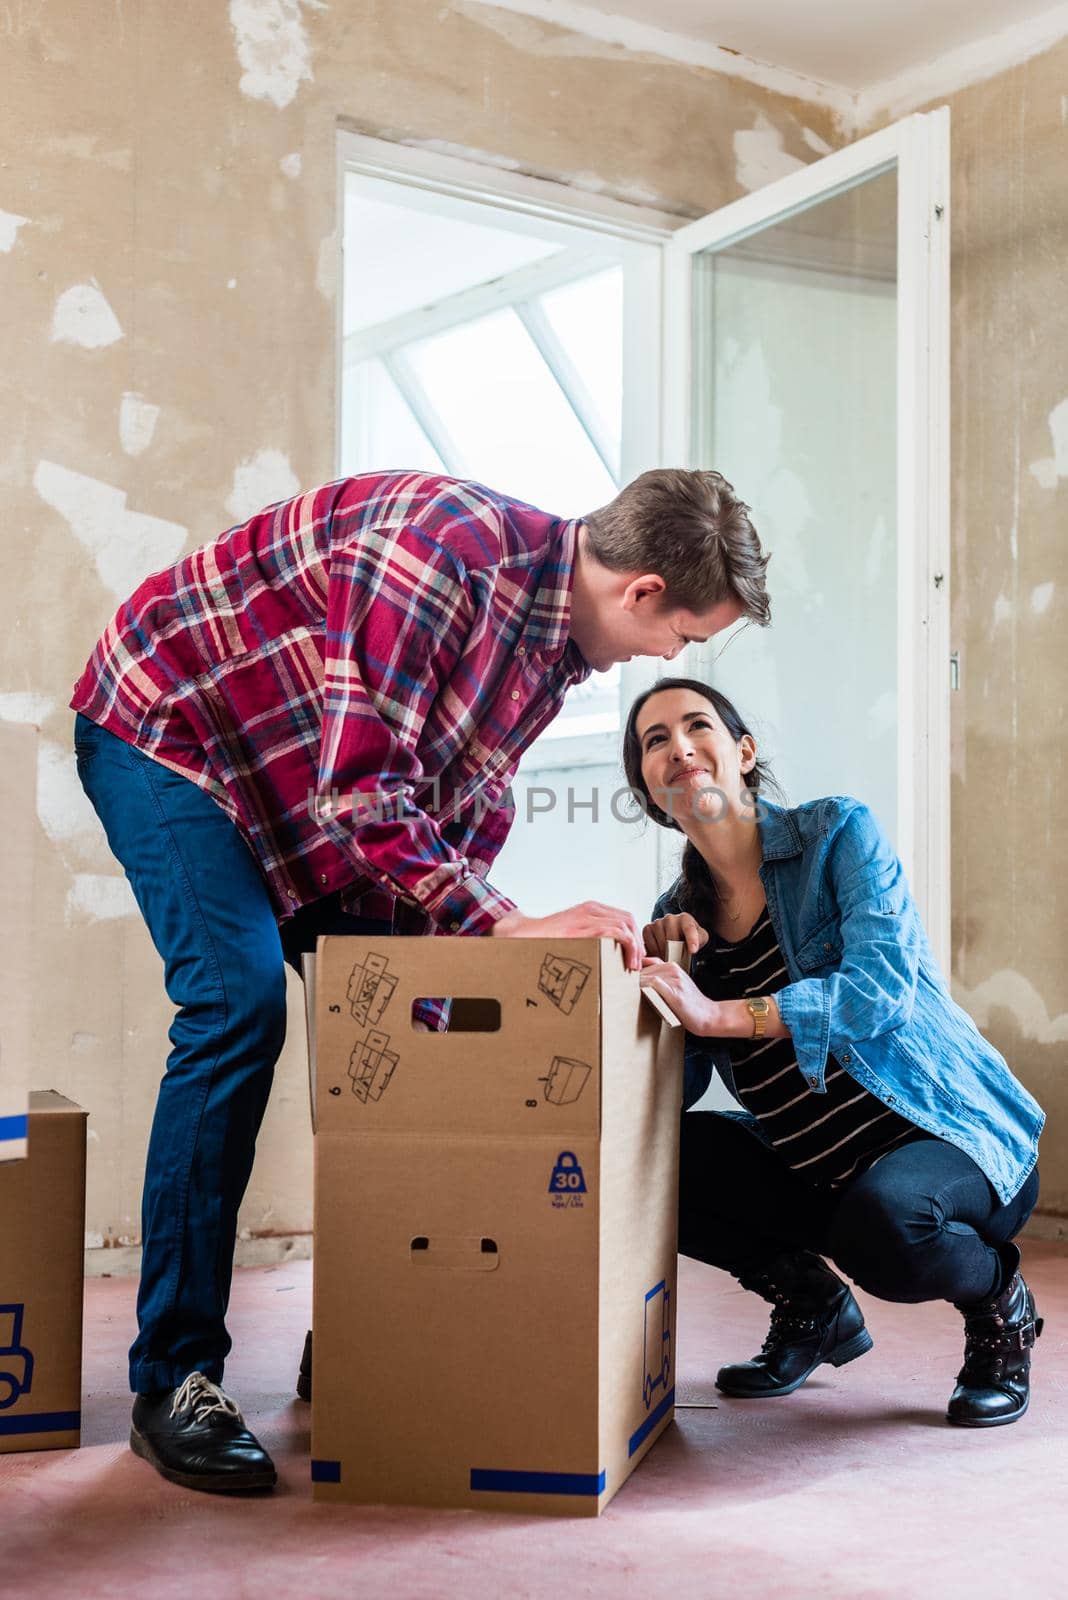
[793,916,843,974]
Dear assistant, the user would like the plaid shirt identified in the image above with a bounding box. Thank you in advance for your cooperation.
[71,472,591,1028]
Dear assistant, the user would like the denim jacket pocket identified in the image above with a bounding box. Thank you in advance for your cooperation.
[793,917,843,974]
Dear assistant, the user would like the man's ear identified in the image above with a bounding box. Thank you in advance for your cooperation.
[621,573,667,611]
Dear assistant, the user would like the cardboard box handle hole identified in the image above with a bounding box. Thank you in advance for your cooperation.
[408,1235,500,1271]
[410,999,501,1032]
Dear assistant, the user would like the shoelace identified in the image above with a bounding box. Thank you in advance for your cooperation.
[170,1372,243,1426]
[762,1308,817,1351]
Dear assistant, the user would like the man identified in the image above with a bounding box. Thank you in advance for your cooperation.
[71,467,770,1492]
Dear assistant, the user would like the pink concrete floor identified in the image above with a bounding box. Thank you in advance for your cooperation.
[4,1244,1067,1599]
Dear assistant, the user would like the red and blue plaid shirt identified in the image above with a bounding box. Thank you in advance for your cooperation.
[71,473,591,1024]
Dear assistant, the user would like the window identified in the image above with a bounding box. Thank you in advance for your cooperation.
[339,150,665,757]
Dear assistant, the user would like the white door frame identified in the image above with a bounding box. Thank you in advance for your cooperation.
[662,109,951,966]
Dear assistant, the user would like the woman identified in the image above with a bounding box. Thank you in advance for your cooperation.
[629,677,1044,1428]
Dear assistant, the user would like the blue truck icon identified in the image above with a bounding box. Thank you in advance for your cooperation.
[642,1281,671,1410]
[0,1304,34,1410]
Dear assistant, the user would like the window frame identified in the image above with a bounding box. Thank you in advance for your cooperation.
[335,131,678,775]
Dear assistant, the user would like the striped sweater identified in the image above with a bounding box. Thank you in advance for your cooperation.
[694,906,921,1186]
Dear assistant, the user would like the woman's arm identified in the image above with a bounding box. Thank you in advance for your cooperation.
[639,960,789,1039]
[775,802,922,1080]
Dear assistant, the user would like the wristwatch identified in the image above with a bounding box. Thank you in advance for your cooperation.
[746,996,771,1039]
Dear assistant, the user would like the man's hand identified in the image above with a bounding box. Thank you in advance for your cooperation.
[642,912,710,960]
[491,901,643,973]
[412,1019,433,1033]
[639,957,718,1034]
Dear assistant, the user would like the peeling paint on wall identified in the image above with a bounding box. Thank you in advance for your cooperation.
[225,448,301,524]
[42,135,132,171]
[801,126,833,155]
[1028,397,1068,488]
[953,969,1068,1046]
[0,691,55,724]
[33,460,187,597]
[65,873,137,924]
[0,208,29,252]
[992,593,1013,628]
[36,740,110,860]
[119,392,161,457]
[734,112,806,193]
[1030,582,1054,616]
[228,0,320,110]
[50,281,124,349]
[279,151,302,178]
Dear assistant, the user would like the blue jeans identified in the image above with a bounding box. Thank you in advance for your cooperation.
[678,1110,1040,1304]
[74,715,390,1394]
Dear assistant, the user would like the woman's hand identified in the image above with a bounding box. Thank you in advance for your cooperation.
[641,913,710,959]
[639,957,719,1035]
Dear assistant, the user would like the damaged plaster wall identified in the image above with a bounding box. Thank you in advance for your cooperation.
[864,40,1068,1219]
[2,0,841,1265]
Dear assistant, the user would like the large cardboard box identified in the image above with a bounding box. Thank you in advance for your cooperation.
[309,935,684,1515]
[0,1091,87,1452]
[0,721,36,1162]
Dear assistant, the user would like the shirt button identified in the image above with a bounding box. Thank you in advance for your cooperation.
[511,690,520,701]
[841,1052,851,1064]
[516,645,526,656]
[450,920,461,931]
[823,942,832,952]
[886,1095,896,1104]
[320,874,328,885]
[287,890,297,901]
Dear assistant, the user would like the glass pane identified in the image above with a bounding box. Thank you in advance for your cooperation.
[551,663,621,736]
[344,184,561,334]
[340,358,446,478]
[690,167,899,840]
[403,307,618,516]
[538,268,623,475]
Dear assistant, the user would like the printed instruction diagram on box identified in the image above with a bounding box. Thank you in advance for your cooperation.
[538,953,590,1015]
[642,1281,672,1411]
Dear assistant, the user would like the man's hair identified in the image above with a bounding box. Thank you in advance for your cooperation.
[582,468,771,624]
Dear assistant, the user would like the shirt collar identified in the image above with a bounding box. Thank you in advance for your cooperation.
[529,517,583,668]
[756,800,803,861]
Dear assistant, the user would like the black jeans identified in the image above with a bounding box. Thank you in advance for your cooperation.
[678,1111,1040,1305]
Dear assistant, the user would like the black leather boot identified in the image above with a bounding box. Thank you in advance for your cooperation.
[130,1372,277,1491]
[947,1246,1043,1428]
[296,1328,312,1402]
[715,1250,873,1398]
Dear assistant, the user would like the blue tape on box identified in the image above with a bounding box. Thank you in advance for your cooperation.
[0,1410,80,1437]
[470,1467,606,1496]
[628,1386,675,1457]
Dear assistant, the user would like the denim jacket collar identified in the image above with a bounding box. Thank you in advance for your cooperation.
[756,798,804,863]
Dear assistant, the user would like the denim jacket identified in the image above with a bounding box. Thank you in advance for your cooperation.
[652,796,1043,1204]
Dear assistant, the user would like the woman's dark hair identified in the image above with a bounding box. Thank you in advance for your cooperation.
[621,677,781,916]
